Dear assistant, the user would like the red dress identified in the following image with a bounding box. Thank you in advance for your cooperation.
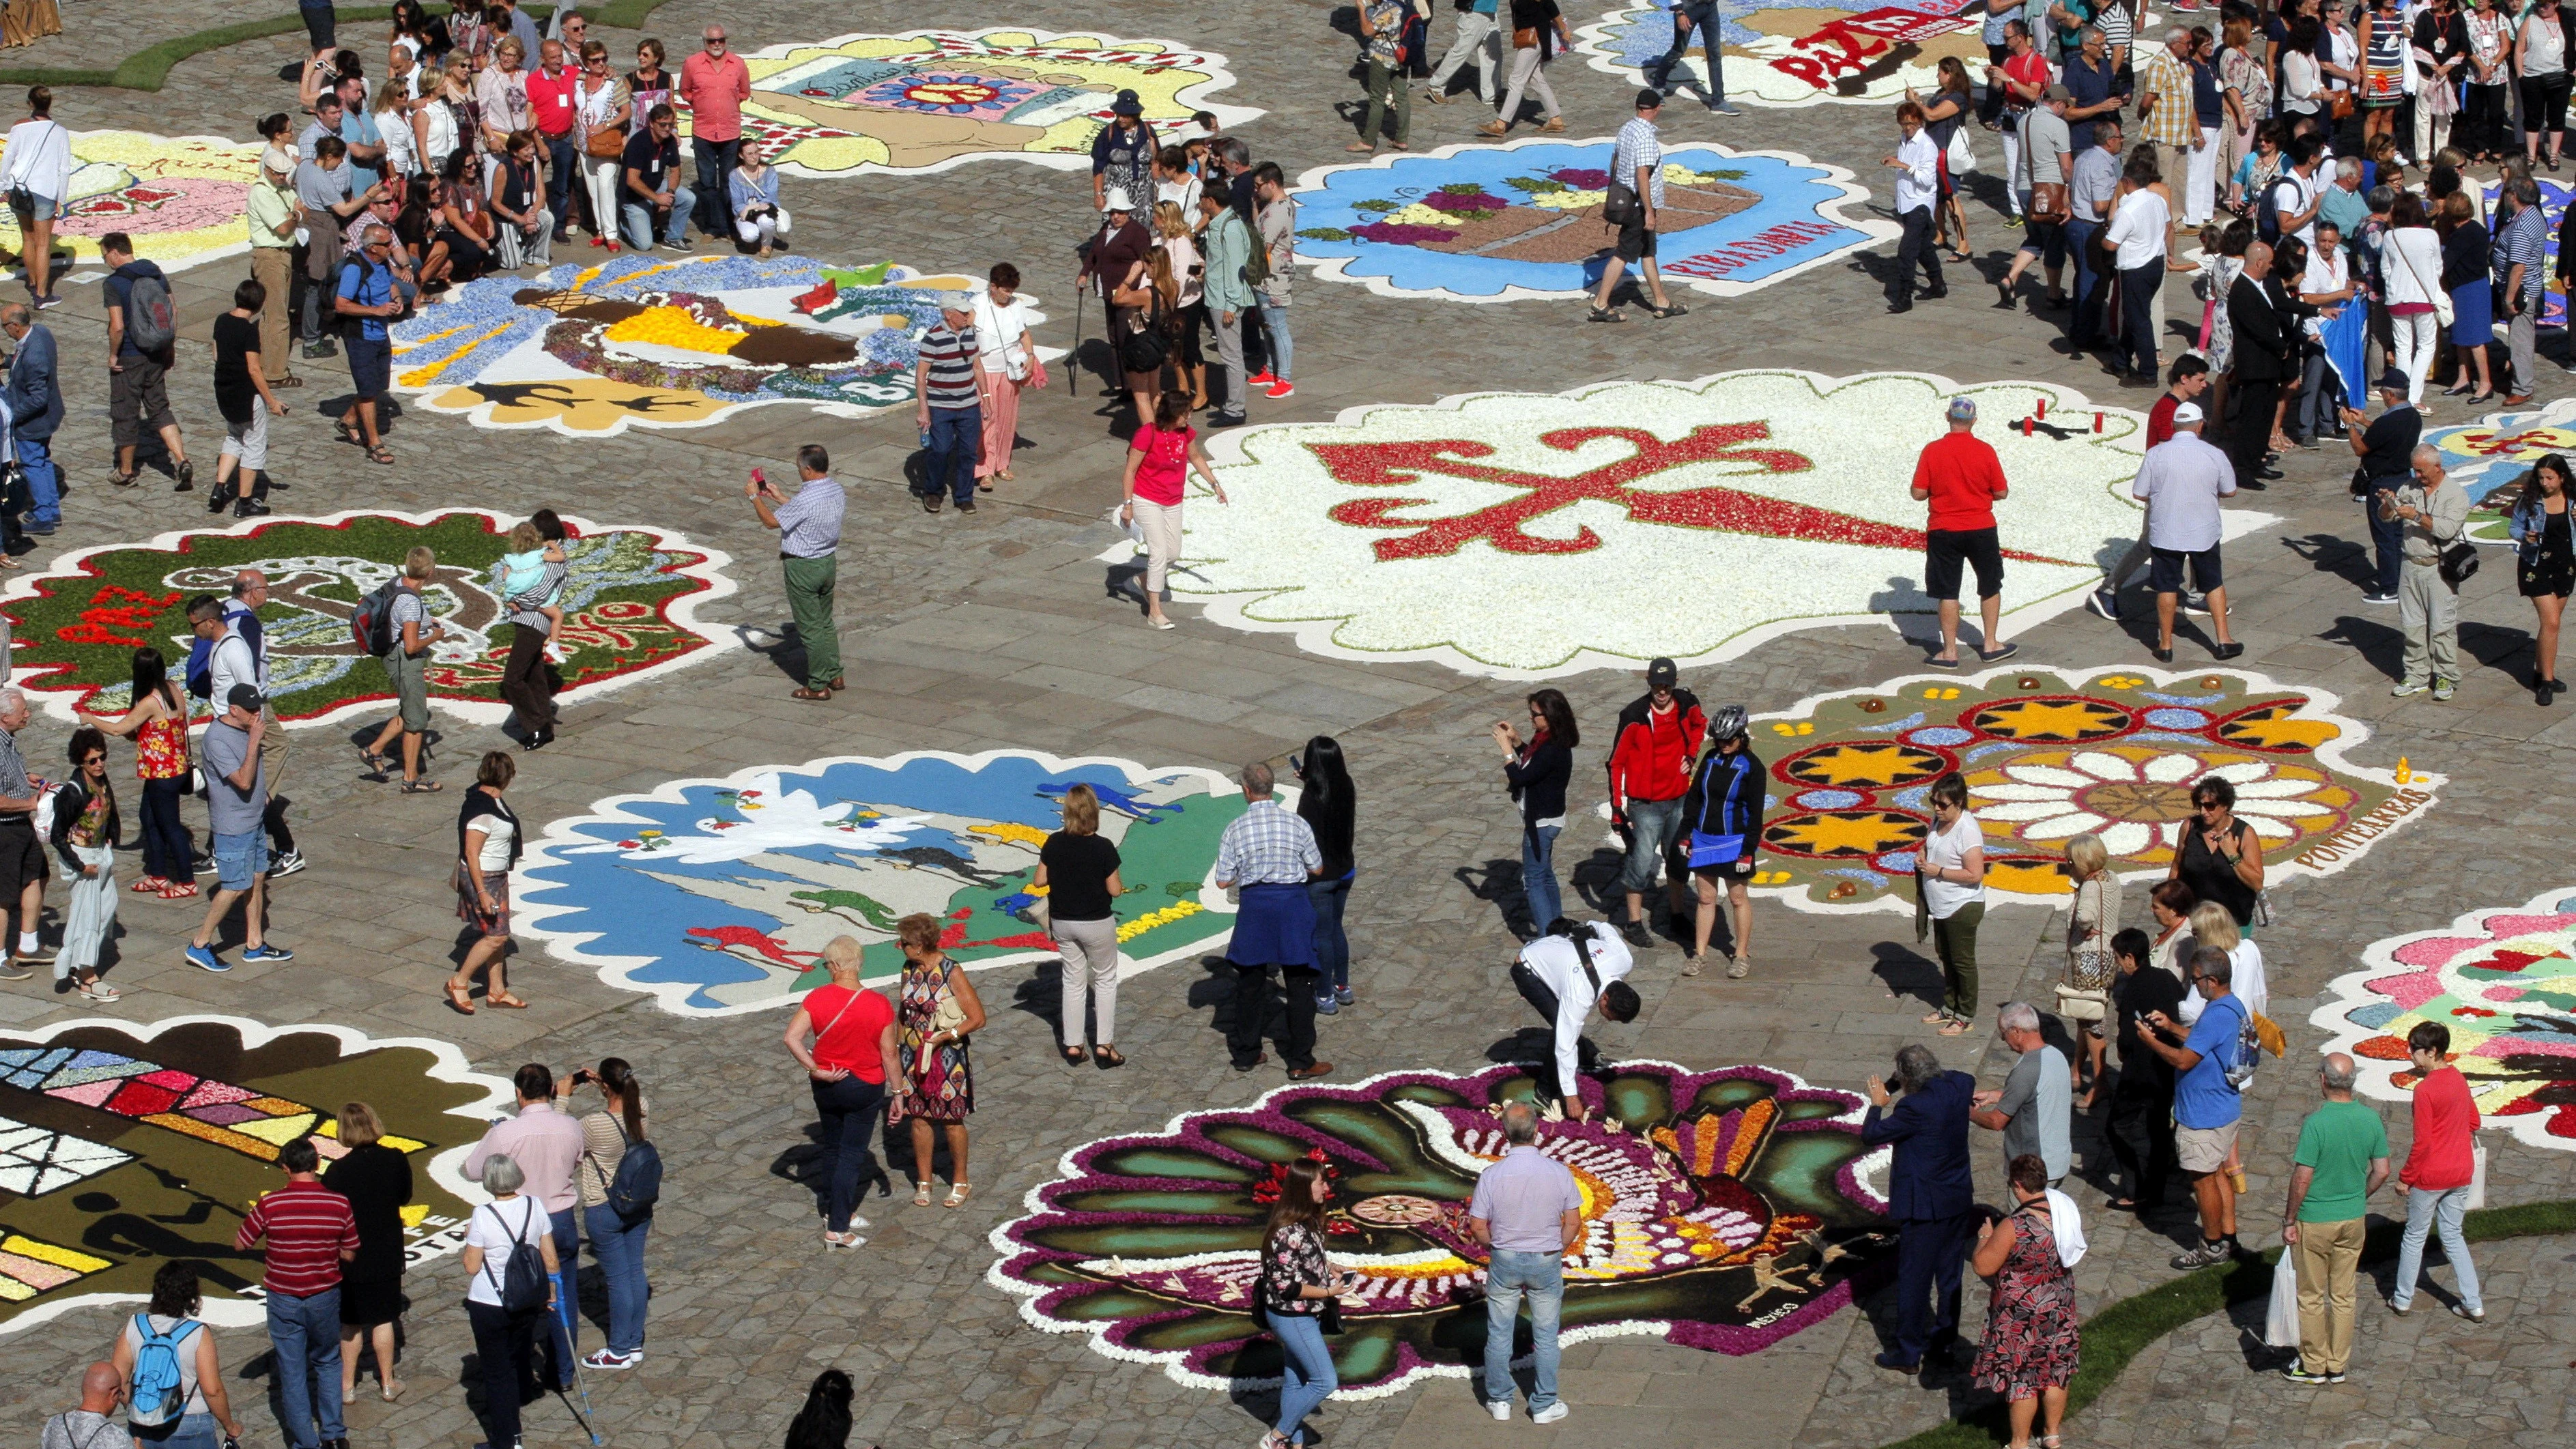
[1971,1204,2080,1399]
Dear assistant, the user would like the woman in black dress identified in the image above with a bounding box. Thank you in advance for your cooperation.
[2510,453,2576,705]
[1295,736,1358,1015]
[324,1101,414,1401]
[2168,775,2263,931]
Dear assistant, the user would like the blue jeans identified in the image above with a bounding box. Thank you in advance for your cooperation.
[1648,0,1724,105]
[811,1074,887,1232]
[132,1411,221,1449]
[545,1205,579,1387]
[1307,874,1351,994]
[266,1286,344,1449]
[2367,483,2407,595]
[1617,795,1683,896]
[2392,1184,2481,1313]
[621,188,696,249]
[2066,218,2103,346]
[922,404,982,504]
[18,434,56,527]
[584,1203,650,1354]
[1521,822,1562,934]
[1270,1310,1338,1437]
[544,135,578,235]
[1483,1248,1564,1409]
[1256,300,1292,382]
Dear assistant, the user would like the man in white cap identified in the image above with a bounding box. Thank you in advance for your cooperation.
[2129,401,2242,663]
[246,145,304,392]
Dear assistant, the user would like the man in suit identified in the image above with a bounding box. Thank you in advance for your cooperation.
[2225,241,2293,489]
[1861,1043,1977,1373]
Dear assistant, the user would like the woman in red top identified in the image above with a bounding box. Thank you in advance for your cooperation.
[2391,1020,2485,1317]
[1118,390,1229,631]
[82,646,197,899]
[780,936,900,1249]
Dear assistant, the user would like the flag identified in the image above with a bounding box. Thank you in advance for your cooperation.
[2322,296,2369,403]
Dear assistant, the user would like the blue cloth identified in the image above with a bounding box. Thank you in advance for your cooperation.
[1648,0,1724,106]
[131,1411,222,1449]
[1483,1248,1566,1409]
[2174,992,2246,1130]
[1229,881,1316,968]
[2322,289,2370,401]
[1307,873,1351,994]
[339,111,381,192]
[1617,794,1683,895]
[2063,53,2128,152]
[265,1286,344,1449]
[544,1205,579,1388]
[1270,1310,1338,1437]
[5,320,60,438]
[335,254,394,342]
[2448,278,2493,345]
[620,186,697,249]
[771,474,845,558]
[212,829,266,893]
[2392,1185,2481,1313]
[1861,1070,1977,1220]
[18,435,55,528]
[584,1202,650,1355]
[810,1074,885,1234]
[1521,822,1562,935]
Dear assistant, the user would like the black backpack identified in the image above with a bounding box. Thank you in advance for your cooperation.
[588,1116,663,1223]
[480,1200,550,1317]
[1118,285,1170,375]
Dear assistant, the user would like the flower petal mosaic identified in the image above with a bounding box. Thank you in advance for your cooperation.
[1169,370,2274,678]
[1572,0,1984,109]
[515,751,1260,1016]
[0,130,256,273]
[2418,394,2576,547]
[388,255,1051,436]
[2316,887,2576,1154]
[1286,139,1891,302]
[987,1061,1891,1396]
[0,1016,509,1334]
[712,29,1260,177]
[0,511,733,728]
[1746,667,2438,913]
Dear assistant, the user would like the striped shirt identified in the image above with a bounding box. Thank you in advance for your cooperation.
[234,1179,358,1297]
[1611,115,1665,209]
[917,323,981,410]
[2495,199,2547,301]
[1213,799,1321,887]
[2136,47,2198,147]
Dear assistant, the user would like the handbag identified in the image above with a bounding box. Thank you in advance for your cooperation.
[586,125,625,160]
[1685,831,1743,869]
[1513,25,1539,47]
[2439,538,2480,586]
[2028,180,2071,226]
[2330,88,2357,119]
[1945,127,1975,173]
[2055,983,2111,1021]
[1602,179,1640,229]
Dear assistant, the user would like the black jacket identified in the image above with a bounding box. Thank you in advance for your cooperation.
[47,775,117,874]
[2227,273,2293,382]
[1504,736,1572,825]
[1678,746,1765,844]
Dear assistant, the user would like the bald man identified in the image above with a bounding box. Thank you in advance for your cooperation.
[39,1362,121,1449]
[2280,1052,2390,1384]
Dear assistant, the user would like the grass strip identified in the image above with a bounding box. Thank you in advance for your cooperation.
[1874,1197,2574,1449]
[0,3,668,92]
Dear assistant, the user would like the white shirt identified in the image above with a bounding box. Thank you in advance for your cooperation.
[208,629,259,710]
[2105,186,2171,269]
[377,106,420,178]
[2275,166,2323,244]
[2130,433,2237,551]
[2175,941,2267,1023]
[474,809,518,872]
[1,118,72,199]
[1893,130,1939,216]
[2298,247,2350,339]
[971,291,1032,379]
[1156,173,1202,222]
[464,1196,546,1308]
[2380,225,2444,306]
[1516,923,1635,1095]
[1920,810,1986,919]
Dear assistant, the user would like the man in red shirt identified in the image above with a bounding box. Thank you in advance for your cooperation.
[236,1136,357,1449]
[1909,396,2018,667]
[2096,357,2214,620]
[678,24,751,240]
[524,38,582,244]
[1604,657,1706,949]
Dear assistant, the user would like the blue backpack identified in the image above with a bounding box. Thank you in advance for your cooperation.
[182,635,214,702]
[589,1116,662,1222]
[127,1313,200,1427]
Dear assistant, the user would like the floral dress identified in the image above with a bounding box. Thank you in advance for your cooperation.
[1259,1221,1329,1315]
[893,956,974,1122]
[1971,1204,2080,1400]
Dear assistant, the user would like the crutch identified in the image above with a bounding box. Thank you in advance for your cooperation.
[554,1353,604,1446]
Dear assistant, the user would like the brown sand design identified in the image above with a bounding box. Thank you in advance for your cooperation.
[1416,180,1760,263]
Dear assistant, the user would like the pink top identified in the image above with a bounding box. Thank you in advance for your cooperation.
[679,51,752,142]
[1129,423,1194,506]
[462,1101,588,1214]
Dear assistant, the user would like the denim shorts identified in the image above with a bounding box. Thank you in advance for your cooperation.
[8,190,57,223]
[213,829,269,892]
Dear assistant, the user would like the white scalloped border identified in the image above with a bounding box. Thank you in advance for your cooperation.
[2312,885,2576,1156]
[0,1013,513,1337]
[982,1058,1887,1398]
[0,508,737,730]
[513,747,1268,1018]
[1569,1,1967,109]
[1283,135,1898,302]
[732,27,1264,180]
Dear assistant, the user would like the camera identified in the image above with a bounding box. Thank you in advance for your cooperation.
[571,1068,595,1086]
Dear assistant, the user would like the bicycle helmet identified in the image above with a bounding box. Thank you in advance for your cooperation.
[1707,704,1749,745]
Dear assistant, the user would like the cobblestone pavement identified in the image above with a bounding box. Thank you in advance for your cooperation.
[0,5,2572,1448]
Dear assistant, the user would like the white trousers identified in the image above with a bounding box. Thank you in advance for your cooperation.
[1132,497,1184,594]
[579,154,620,239]
[1498,48,1558,122]
[2185,126,2220,225]
[1053,915,1121,1046]
[2003,125,2024,216]
[2392,311,2439,405]
[2413,100,2451,164]
[1431,11,1501,102]
[734,207,792,246]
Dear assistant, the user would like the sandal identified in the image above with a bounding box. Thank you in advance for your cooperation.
[109,472,141,488]
[1587,306,1625,324]
[366,444,395,465]
[487,992,529,1009]
[76,975,122,1003]
[358,747,392,776]
[277,375,304,388]
[1645,302,1690,319]
[157,881,199,900]
[399,778,442,794]
[1093,1046,1126,1070]
[944,1182,972,1209]
[130,876,169,894]
[335,420,363,448]
[791,686,834,702]
[445,983,477,1015]
[1922,1009,1951,1024]
[1938,1017,1974,1036]
[913,1181,934,1207]
[1061,1043,1089,1065]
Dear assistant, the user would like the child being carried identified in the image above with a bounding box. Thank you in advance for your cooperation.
[498,521,569,664]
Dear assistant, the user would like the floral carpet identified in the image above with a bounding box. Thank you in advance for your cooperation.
[0,130,257,274]
[988,1061,1891,1396]
[1571,0,1984,109]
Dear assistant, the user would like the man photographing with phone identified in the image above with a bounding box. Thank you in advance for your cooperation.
[745,444,846,704]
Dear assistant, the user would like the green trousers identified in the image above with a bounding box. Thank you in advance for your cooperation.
[1933,900,1983,1018]
[782,553,840,689]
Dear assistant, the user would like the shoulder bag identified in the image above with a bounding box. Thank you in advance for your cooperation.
[2029,180,2072,225]
[2055,876,2113,1020]
[1602,178,1640,229]
[2391,231,2457,326]
[806,987,863,1081]
[2439,536,2480,586]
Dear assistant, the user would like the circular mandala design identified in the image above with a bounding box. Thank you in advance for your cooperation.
[1967,696,2132,741]
[1782,742,1947,790]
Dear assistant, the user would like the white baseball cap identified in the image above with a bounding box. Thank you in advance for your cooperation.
[2173,402,2205,427]
[1102,186,1137,212]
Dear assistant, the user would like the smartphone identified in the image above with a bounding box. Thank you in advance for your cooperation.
[750,467,768,491]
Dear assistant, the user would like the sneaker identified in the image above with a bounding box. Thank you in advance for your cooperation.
[2431,678,2455,701]
[302,340,339,359]
[184,944,231,973]
[2169,1239,2229,1269]
[241,943,294,963]
[1531,1403,1569,1424]
[270,849,308,877]
[32,291,60,311]
[1489,1400,1513,1421]
[1313,992,1340,1016]
[15,943,53,964]
[1726,956,1749,979]
[2391,680,2428,697]
[2327,1371,2347,1383]
[1246,369,1278,387]
[2362,590,2399,605]
[2180,591,2211,616]
[1620,920,1653,949]
[2282,1364,2330,1384]
[0,959,27,981]
[1334,986,1355,1006]
[581,1349,641,1370]
[1263,379,1296,399]
[2087,588,2121,622]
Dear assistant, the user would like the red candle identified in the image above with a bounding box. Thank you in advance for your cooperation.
[2093,412,2104,433]
[2036,395,2048,418]
[2022,418,2033,437]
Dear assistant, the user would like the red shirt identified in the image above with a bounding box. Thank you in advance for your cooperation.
[234,1178,358,1297]
[1609,701,1704,805]
[1129,423,1194,506]
[525,63,579,137]
[678,51,752,143]
[2147,392,2181,447]
[2003,48,2050,109]
[1913,431,2007,532]
[2400,1063,2478,1190]
[807,984,896,1082]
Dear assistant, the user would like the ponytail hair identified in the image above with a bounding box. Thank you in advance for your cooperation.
[597,1057,645,1142]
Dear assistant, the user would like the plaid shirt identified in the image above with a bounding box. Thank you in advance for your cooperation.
[1214,799,1321,886]
[2137,48,2199,147]
[1612,116,1666,209]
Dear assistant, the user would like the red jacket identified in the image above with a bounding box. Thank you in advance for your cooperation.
[1606,689,1705,819]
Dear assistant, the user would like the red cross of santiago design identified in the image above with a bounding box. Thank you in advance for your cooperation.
[1310,422,2085,564]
